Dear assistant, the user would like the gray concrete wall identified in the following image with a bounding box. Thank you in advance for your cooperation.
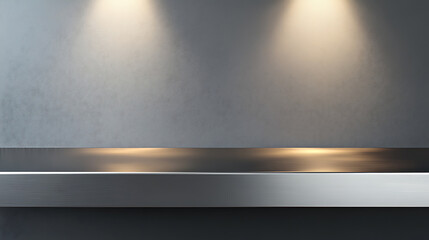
[1,1,429,239]
[1,0,428,148]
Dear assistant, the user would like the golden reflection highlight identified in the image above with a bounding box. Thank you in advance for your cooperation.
[17,148,418,173]
[77,148,199,172]
[80,148,155,155]
[253,148,389,172]
[102,162,144,172]
[288,148,358,155]
[101,161,188,172]
[271,0,369,78]
[79,148,194,158]
[259,148,383,157]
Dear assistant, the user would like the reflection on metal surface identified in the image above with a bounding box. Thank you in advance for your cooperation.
[0,148,428,173]
[79,148,193,157]
[263,148,388,172]
[80,148,154,155]
[2,173,429,207]
[78,148,199,172]
[263,148,383,157]
[286,148,381,155]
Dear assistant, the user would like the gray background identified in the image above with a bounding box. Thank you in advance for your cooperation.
[1,0,429,239]
[1,0,428,148]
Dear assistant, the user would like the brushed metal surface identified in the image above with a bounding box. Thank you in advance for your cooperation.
[1,148,429,207]
[1,148,429,172]
[1,173,429,207]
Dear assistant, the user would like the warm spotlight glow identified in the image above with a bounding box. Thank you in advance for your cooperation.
[76,0,165,57]
[252,148,387,172]
[287,148,381,155]
[77,148,199,172]
[79,148,194,158]
[288,148,347,155]
[271,0,369,79]
[258,148,382,157]
[80,148,159,155]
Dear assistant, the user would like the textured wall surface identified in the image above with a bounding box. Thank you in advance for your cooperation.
[1,0,429,239]
[1,0,428,147]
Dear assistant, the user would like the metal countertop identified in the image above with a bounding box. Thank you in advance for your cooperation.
[1,148,428,207]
